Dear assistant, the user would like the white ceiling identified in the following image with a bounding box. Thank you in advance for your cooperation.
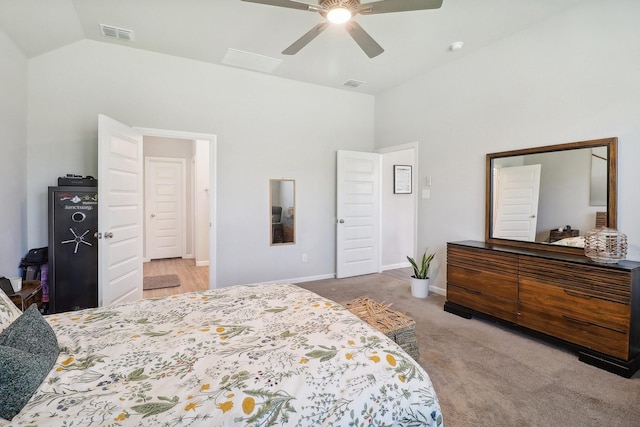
[0,0,586,94]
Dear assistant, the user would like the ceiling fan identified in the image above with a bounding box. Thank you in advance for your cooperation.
[241,0,443,58]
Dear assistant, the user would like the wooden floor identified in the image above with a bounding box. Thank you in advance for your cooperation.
[143,258,209,299]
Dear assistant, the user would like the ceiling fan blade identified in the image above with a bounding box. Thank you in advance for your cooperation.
[282,22,329,55]
[345,21,384,58]
[241,0,315,11]
[359,0,443,15]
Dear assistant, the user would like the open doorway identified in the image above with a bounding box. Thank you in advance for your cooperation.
[137,128,216,294]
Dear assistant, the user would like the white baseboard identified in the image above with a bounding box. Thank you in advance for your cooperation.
[255,273,336,286]
[195,260,209,267]
[430,285,446,296]
[381,261,411,271]
[144,256,196,263]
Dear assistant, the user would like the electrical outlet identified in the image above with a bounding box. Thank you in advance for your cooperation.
[302,253,308,263]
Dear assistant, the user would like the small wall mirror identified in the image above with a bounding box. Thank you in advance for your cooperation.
[486,137,617,254]
[270,179,295,245]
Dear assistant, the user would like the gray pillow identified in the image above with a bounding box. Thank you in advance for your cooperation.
[0,304,59,420]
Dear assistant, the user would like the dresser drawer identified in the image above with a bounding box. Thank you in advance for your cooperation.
[448,265,518,300]
[447,245,518,300]
[447,284,517,323]
[518,302,629,360]
[519,278,630,331]
[519,256,631,304]
[448,245,519,276]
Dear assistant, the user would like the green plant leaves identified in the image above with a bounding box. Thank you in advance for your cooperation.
[407,250,435,279]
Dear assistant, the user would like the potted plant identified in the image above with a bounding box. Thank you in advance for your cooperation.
[407,250,435,298]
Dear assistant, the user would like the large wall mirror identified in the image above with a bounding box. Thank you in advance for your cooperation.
[486,137,617,254]
[270,179,295,245]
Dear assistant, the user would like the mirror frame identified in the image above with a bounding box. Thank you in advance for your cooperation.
[485,137,617,255]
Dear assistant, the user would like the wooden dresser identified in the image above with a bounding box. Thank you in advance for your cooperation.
[445,240,640,377]
[8,280,43,311]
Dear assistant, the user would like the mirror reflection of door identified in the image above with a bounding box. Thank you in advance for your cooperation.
[270,179,295,245]
[492,164,541,242]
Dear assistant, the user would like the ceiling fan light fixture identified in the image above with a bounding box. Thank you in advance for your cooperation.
[252,0,442,57]
[327,7,352,24]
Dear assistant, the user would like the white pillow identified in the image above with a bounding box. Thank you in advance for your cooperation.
[551,236,585,248]
[0,289,23,332]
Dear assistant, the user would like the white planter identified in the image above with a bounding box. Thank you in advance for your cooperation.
[410,277,430,298]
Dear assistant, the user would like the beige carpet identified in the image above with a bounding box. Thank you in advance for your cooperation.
[143,274,181,290]
[298,273,640,427]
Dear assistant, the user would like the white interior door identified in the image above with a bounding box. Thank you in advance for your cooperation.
[145,157,185,260]
[493,164,542,241]
[336,150,381,278]
[98,114,144,306]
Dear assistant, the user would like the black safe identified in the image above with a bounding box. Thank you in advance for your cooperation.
[48,187,98,313]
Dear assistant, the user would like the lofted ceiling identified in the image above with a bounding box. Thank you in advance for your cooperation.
[0,0,586,94]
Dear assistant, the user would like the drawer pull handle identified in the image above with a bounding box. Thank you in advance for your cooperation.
[563,289,592,299]
[562,315,626,335]
[562,315,592,327]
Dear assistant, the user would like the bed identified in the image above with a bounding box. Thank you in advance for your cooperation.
[1,283,443,426]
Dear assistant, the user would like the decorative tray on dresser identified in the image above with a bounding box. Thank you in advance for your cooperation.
[445,240,640,378]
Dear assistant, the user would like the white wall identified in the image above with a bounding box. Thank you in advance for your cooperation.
[381,148,415,268]
[374,0,640,293]
[0,27,28,276]
[26,40,375,287]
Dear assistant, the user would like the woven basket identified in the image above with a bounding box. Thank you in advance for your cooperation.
[584,227,627,264]
[342,297,419,360]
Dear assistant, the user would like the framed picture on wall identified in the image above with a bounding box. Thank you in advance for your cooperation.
[393,165,412,194]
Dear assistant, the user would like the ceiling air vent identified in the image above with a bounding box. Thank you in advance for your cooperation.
[343,79,365,88]
[221,48,282,74]
[100,24,135,42]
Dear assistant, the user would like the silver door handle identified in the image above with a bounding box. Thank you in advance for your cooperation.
[94,232,102,239]
[338,219,345,223]
[150,213,156,218]
[530,215,536,218]
[104,232,114,239]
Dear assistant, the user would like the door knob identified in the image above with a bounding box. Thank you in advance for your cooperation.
[338,219,345,223]
[104,232,114,239]
[151,213,156,218]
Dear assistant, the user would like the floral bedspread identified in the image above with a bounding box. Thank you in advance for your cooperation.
[6,284,443,426]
